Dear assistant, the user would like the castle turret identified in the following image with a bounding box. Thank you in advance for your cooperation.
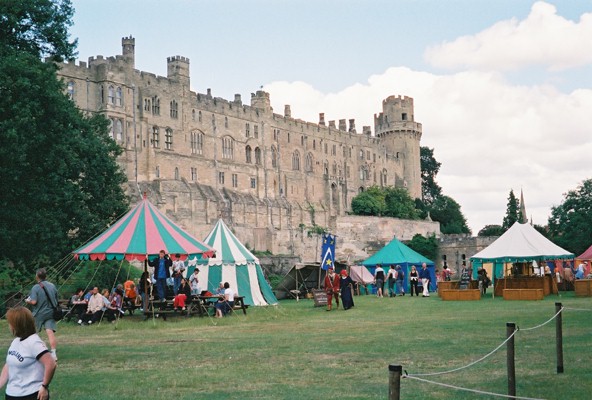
[251,91,272,114]
[374,95,422,199]
[122,36,135,67]
[167,55,190,87]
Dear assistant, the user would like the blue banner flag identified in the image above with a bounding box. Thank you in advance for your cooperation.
[321,233,336,270]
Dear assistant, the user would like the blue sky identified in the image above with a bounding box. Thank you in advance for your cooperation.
[70,0,592,233]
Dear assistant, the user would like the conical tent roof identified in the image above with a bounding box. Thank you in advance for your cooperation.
[189,219,278,306]
[73,195,215,262]
[577,244,592,260]
[470,222,573,263]
[361,237,434,267]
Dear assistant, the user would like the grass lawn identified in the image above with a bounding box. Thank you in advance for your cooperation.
[1,292,590,399]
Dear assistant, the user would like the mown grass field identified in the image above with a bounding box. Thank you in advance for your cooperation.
[1,292,590,399]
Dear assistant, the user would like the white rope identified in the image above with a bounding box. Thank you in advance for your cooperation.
[403,374,546,400]
[408,330,517,377]
[563,307,592,312]
[518,307,563,331]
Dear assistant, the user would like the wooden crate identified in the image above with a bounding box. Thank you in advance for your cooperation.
[440,289,481,301]
[574,279,592,297]
[503,289,544,300]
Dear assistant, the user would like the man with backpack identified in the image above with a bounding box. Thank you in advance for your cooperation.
[25,268,58,361]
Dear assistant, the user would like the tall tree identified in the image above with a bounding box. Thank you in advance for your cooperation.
[384,187,419,220]
[548,179,592,255]
[420,146,442,205]
[406,234,438,262]
[0,0,128,272]
[502,189,520,231]
[478,224,504,237]
[351,186,386,216]
[430,195,471,234]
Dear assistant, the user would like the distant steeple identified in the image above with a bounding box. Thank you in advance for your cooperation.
[519,189,528,224]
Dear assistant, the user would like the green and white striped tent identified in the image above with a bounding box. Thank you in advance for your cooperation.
[187,219,278,306]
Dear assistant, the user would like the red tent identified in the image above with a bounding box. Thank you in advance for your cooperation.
[576,244,592,276]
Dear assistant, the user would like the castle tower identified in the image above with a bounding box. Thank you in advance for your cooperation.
[167,55,190,87]
[121,36,135,67]
[374,95,422,199]
[251,91,272,114]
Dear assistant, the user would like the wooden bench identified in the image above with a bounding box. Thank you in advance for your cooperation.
[503,288,544,300]
[143,298,192,320]
[191,295,248,317]
[440,289,481,301]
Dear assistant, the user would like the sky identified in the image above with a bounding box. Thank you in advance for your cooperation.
[69,0,592,234]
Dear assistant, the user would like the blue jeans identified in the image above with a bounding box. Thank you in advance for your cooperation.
[396,280,404,295]
[173,276,182,295]
[156,278,167,300]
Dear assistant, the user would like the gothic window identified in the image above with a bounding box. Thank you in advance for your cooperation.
[313,140,316,150]
[225,116,228,128]
[191,167,197,181]
[165,128,173,150]
[192,109,196,121]
[254,125,258,138]
[174,167,179,180]
[273,129,279,141]
[254,147,261,165]
[218,172,225,184]
[323,161,329,176]
[359,166,365,180]
[305,153,313,173]
[232,174,238,188]
[100,85,104,104]
[170,100,178,119]
[359,149,364,160]
[151,126,159,148]
[382,169,388,186]
[245,123,250,137]
[108,86,115,104]
[222,137,234,159]
[144,99,151,112]
[67,81,75,99]
[292,151,300,171]
[271,146,277,168]
[332,144,336,156]
[196,131,203,155]
[198,111,202,122]
[301,136,304,146]
[343,146,347,157]
[250,178,256,189]
[152,96,160,115]
[116,87,123,106]
[115,119,123,142]
[245,145,252,164]
[287,132,290,143]
[373,153,376,162]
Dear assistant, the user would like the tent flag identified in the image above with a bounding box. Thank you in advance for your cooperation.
[321,233,336,270]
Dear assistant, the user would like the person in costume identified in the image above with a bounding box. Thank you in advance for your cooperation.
[339,269,355,310]
[323,267,340,311]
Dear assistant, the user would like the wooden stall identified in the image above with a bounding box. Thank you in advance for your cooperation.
[574,279,592,297]
[493,275,557,297]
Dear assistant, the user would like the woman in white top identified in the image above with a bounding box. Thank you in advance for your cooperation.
[1,306,56,400]
[215,282,235,318]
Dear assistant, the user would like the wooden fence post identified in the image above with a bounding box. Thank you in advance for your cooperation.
[388,364,402,400]
[555,302,564,373]
[507,322,516,399]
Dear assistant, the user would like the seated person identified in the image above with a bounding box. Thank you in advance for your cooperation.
[215,282,225,296]
[215,282,235,318]
[123,280,137,311]
[105,288,124,322]
[173,278,192,311]
[69,288,88,320]
[78,287,103,325]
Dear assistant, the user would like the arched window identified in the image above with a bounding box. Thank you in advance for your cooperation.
[292,151,300,171]
[254,147,261,165]
[108,86,115,104]
[109,118,115,140]
[245,123,250,137]
[67,81,75,99]
[305,153,313,173]
[152,96,160,115]
[191,131,204,155]
[174,167,179,180]
[151,126,159,148]
[198,111,202,122]
[323,161,329,175]
[222,137,234,159]
[115,119,123,142]
[116,87,123,106]
[170,100,178,118]
[165,128,173,150]
[144,98,151,112]
[192,109,196,121]
[271,146,277,168]
[245,145,252,163]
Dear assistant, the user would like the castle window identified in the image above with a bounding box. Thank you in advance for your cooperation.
[381,169,388,186]
[349,147,352,158]
[116,87,123,106]
[305,153,313,173]
[323,161,329,176]
[174,167,179,180]
[359,149,364,160]
[232,174,238,188]
[245,145,252,163]
[144,99,151,112]
[170,100,178,119]
[218,172,225,184]
[254,125,258,138]
[67,81,75,100]
[373,153,376,162]
[152,96,160,115]
[292,151,300,171]
[250,178,256,189]
[402,113,407,121]
[191,167,197,181]
[109,118,114,140]
[151,126,159,148]
[192,109,196,121]
[115,119,123,142]
[165,128,173,150]
[359,166,365,180]
[191,131,203,155]
[222,137,234,159]
[225,116,228,128]
[332,144,336,156]
[324,143,328,154]
[366,150,370,160]
[254,147,261,165]
[313,140,316,150]
[100,85,104,104]
[108,86,115,104]
[198,111,202,122]
[156,166,160,178]
[273,129,279,141]
[346,166,350,178]
[287,132,290,143]
[245,123,250,138]
[332,162,337,175]
[301,136,304,146]
[271,146,277,168]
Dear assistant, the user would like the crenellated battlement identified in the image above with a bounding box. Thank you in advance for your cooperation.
[167,55,190,64]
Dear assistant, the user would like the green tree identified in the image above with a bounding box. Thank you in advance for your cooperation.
[406,233,438,262]
[502,189,520,231]
[351,187,386,216]
[384,187,419,219]
[548,179,592,255]
[430,195,471,234]
[420,146,442,205]
[0,0,128,274]
[478,224,504,237]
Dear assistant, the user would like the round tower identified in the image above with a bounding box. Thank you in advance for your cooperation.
[374,95,422,199]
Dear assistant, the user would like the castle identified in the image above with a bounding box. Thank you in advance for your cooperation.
[56,37,438,261]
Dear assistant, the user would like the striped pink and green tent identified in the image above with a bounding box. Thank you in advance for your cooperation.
[73,195,215,262]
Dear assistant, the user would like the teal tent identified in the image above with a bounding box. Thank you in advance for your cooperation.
[186,219,278,306]
[361,238,436,292]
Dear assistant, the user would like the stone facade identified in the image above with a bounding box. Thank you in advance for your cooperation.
[56,36,435,260]
[438,234,498,277]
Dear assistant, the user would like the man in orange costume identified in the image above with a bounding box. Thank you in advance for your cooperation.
[324,267,340,311]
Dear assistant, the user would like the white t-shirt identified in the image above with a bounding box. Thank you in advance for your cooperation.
[224,288,235,302]
[5,333,48,397]
[190,272,200,291]
[173,260,185,274]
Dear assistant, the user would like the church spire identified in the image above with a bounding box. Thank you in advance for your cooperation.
[519,189,528,224]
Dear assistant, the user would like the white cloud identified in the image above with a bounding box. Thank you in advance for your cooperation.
[424,1,592,71]
[264,67,592,233]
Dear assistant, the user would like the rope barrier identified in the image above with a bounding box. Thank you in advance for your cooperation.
[518,307,563,331]
[407,330,517,377]
[563,307,592,312]
[403,375,546,400]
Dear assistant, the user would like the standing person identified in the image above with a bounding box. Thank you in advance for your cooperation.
[374,265,385,298]
[189,268,200,295]
[0,306,56,400]
[575,261,586,280]
[386,265,397,297]
[148,250,172,301]
[420,263,430,297]
[409,266,419,296]
[24,268,58,361]
[395,265,405,296]
[459,263,471,289]
[138,271,150,311]
[172,254,185,295]
[323,267,340,311]
[339,270,355,310]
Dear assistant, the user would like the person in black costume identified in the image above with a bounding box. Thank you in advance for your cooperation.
[339,269,355,310]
